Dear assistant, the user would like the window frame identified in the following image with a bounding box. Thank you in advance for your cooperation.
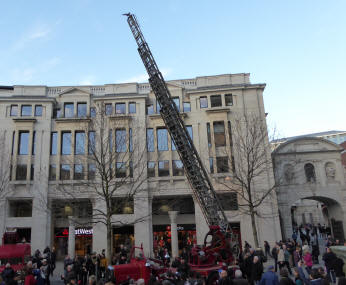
[21,105,32,116]
[77,102,87,117]
[10,105,18,116]
[115,103,126,114]
[200,96,208,108]
[34,105,43,116]
[18,131,29,155]
[210,95,222,107]
[158,160,170,177]
[129,102,136,114]
[64,103,74,118]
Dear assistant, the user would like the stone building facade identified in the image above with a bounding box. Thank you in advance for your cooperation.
[272,137,346,240]
[0,73,281,257]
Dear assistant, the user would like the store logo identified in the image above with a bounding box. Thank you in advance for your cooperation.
[75,228,93,235]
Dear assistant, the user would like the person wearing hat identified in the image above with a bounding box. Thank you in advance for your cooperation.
[259,265,279,285]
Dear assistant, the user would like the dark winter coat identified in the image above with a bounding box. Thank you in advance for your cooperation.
[322,252,337,270]
[259,271,279,285]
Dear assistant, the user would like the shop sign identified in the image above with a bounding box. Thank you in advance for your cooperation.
[56,228,93,238]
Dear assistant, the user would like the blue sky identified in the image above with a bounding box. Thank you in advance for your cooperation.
[0,0,345,137]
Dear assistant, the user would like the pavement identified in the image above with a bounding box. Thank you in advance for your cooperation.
[50,260,64,285]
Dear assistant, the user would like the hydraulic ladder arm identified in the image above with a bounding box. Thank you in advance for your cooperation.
[124,13,231,236]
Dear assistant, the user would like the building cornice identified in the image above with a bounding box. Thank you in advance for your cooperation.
[0,97,56,103]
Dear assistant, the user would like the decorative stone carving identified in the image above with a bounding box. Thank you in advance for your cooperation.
[325,162,336,181]
[284,164,294,184]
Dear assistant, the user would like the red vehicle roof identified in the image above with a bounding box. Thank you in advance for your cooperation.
[0,244,31,258]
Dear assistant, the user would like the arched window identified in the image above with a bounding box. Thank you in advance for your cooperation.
[304,163,316,183]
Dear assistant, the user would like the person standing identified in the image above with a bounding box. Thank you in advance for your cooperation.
[251,256,263,285]
[323,247,337,283]
[259,265,279,285]
[272,244,279,272]
[302,249,313,275]
[264,241,271,259]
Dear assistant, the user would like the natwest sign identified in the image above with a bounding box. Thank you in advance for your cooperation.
[56,228,93,238]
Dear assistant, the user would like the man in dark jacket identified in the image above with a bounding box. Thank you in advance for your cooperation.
[279,268,295,285]
[323,247,337,283]
[271,244,279,272]
[259,265,279,285]
[1,263,15,285]
[251,256,263,285]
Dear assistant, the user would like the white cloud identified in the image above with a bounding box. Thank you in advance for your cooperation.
[116,68,172,83]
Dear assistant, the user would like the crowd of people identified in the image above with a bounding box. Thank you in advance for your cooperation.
[1,226,346,285]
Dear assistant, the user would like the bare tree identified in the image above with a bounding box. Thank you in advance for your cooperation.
[219,113,281,248]
[52,102,149,260]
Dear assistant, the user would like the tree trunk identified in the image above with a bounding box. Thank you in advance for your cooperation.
[250,210,259,248]
[106,218,112,262]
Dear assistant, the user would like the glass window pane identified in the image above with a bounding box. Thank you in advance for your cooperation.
[74,164,84,180]
[216,157,229,173]
[225,94,233,106]
[16,165,27,180]
[173,160,184,176]
[158,160,169,177]
[156,101,161,114]
[210,95,222,107]
[147,161,155,178]
[105,103,112,115]
[116,162,126,178]
[116,129,127,153]
[214,121,226,147]
[18,131,29,155]
[32,131,36,155]
[146,105,154,115]
[49,165,56,181]
[200,97,208,108]
[64,103,74,118]
[11,131,15,155]
[75,132,85,154]
[30,164,34,180]
[21,105,32,116]
[146,129,154,152]
[207,123,212,148]
[90,107,96,117]
[209,158,214,174]
[186,126,193,140]
[51,132,57,155]
[60,164,70,180]
[77,103,87,117]
[219,193,238,210]
[183,102,191,112]
[173,97,180,111]
[129,161,133,178]
[115,103,126,114]
[61,132,71,155]
[88,164,96,180]
[35,105,43,116]
[157,128,168,151]
[88,131,95,154]
[10,105,18,116]
[129,102,136,114]
[129,128,133,152]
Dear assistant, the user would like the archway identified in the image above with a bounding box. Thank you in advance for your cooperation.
[281,196,345,241]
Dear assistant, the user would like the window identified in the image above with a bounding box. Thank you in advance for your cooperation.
[90,107,96,118]
[157,128,168,151]
[115,103,126,114]
[10,105,18,116]
[8,200,32,217]
[112,198,134,214]
[210,95,222,107]
[11,131,15,155]
[213,121,226,147]
[49,165,57,181]
[32,131,36,155]
[146,104,154,115]
[209,157,214,174]
[30,164,34,180]
[60,164,70,180]
[105,103,112,115]
[206,123,212,148]
[53,108,61,118]
[129,128,133,152]
[218,193,238,211]
[77,102,87,117]
[116,129,127,153]
[18,131,29,155]
[16,164,27,180]
[156,101,161,114]
[61,132,71,155]
[158,160,169,177]
[183,102,191,112]
[304,163,316,182]
[88,164,96,180]
[173,126,193,150]
[21,105,32,116]
[147,162,155,178]
[64,103,74,118]
[109,130,113,151]
[88,131,95,154]
[129,102,136,114]
[74,164,84,180]
[173,97,180,111]
[35,105,43,116]
[116,162,126,178]
[51,132,57,155]
[129,161,133,178]
[75,131,85,155]
[216,157,229,173]
[225,94,233,106]
[200,97,208,108]
[146,129,154,152]
[173,160,184,176]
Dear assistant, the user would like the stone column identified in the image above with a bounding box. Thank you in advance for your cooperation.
[68,216,75,259]
[168,211,179,258]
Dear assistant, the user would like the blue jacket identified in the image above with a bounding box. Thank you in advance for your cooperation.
[259,271,279,285]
